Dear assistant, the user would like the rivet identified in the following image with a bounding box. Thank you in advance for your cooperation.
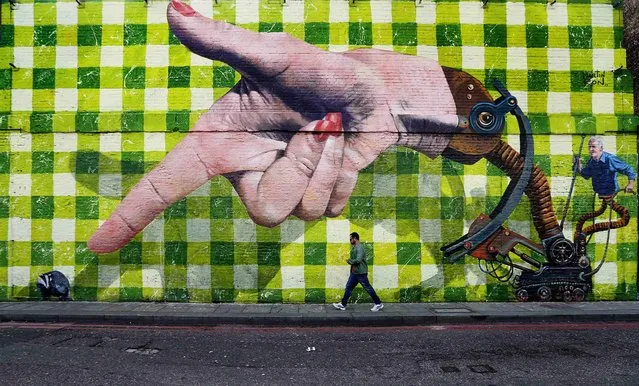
[466,94,472,100]
[467,84,474,91]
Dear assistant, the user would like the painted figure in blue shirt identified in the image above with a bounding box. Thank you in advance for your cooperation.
[576,137,636,196]
[573,136,636,262]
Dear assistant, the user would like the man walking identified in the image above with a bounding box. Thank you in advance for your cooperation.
[333,232,384,312]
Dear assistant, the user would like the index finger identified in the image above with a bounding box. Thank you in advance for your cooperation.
[88,121,286,253]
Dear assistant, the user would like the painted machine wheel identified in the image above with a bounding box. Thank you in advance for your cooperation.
[516,288,529,302]
[537,286,552,301]
[572,288,585,302]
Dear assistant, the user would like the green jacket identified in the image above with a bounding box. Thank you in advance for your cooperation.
[347,243,368,274]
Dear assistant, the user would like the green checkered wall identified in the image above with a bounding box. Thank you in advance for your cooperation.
[0,0,636,302]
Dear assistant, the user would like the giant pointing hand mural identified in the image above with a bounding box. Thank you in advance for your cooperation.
[89,0,502,253]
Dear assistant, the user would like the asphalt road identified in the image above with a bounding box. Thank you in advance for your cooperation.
[1,321,638,385]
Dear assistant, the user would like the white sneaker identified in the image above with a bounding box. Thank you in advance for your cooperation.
[333,302,346,311]
[371,303,384,312]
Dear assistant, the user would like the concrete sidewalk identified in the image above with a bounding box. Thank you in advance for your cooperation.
[2,301,639,326]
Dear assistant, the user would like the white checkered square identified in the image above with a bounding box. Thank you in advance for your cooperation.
[326,219,350,243]
[283,0,305,23]
[14,4,34,26]
[328,45,349,53]
[147,3,169,24]
[52,219,75,242]
[371,45,393,52]
[329,0,349,23]
[9,218,31,241]
[100,133,121,152]
[547,92,571,114]
[235,0,259,24]
[280,220,305,243]
[463,175,487,197]
[9,174,31,196]
[100,46,123,67]
[549,134,573,155]
[54,133,77,152]
[143,219,164,242]
[421,264,441,282]
[601,135,616,151]
[194,0,215,17]
[53,173,76,196]
[417,46,438,61]
[144,133,166,152]
[325,265,349,289]
[418,174,440,197]
[12,89,32,112]
[592,93,615,115]
[591,4,614,27]
[595,228,616,244]
[54,89,78,112]
[234,219,257,242]
[420,219,441,242]
[373,175,396,197]
[187,219,211,242]
[145,88,168,111]
[187,265,211,289]
[99,174,122,197]
[416,2,436,24]
[10,133,31,152]
[191,53,211,67]
[507,47,527,70]
[98,265,120,288]
[512,91,528,113]
[370,0,392,23]
[465,264,486,286]
[281,266,305,289]
[373,220,396,243]
[8,267,31,287]
[372,265,398,289]
[56,46,77,69]
[234,265,258,290]
[14,47,33,68]
[102,2,125,24]
[142,265,164,288]
[191,88,214,110]
[56,2,78,25]
[189,181,211,197]
[459,1,483,25]
[145,45,169,68]
[547,3,568,26]
[547,48,570,71]
[99,89,122,112]
[507,134,521,153]
[551,176,572,197]
[462,46,485,70]
[506,2,526,25]
[594,262,617,285]
[593,49,614,71]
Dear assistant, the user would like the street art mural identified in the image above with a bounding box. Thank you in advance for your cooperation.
[0,0,636,303]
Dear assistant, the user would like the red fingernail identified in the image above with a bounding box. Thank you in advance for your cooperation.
[313,120,331,142]
[325,112,342,128]
[172,0,197,17]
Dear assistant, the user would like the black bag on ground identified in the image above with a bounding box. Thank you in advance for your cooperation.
[36,270,71,301]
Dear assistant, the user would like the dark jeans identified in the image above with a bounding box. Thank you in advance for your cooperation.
[340,273,381,306]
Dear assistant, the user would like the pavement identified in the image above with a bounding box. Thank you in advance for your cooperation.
[2,301,639,326]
